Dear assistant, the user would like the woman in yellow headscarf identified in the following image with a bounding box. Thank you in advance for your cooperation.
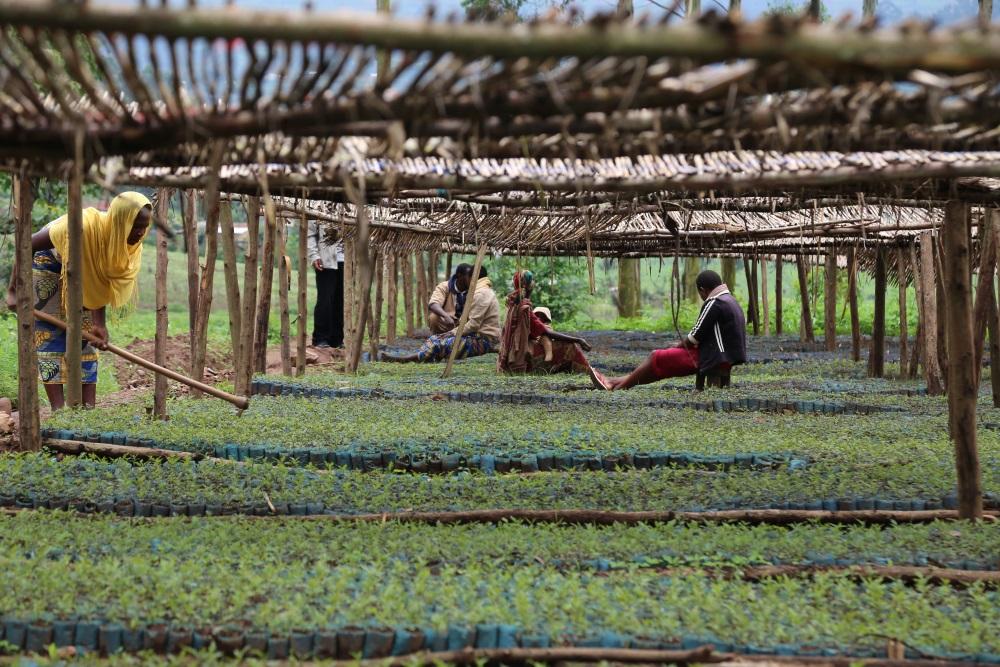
[6,192,151,409]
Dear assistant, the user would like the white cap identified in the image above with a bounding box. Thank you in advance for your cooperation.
[532,306,552,322]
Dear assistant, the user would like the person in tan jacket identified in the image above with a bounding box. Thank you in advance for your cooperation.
[427,264,473,334]
[381,266,500,363]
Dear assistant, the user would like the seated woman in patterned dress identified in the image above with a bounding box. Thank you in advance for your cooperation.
[6,192,152,409]
[497,270,606,388]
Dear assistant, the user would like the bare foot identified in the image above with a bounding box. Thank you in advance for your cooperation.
[588,367,613,391]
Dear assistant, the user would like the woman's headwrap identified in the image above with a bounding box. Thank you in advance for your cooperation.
[47,191,151,315]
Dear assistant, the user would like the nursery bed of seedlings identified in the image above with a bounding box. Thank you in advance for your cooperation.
[11,334,1000,662]
[0,513,998,661]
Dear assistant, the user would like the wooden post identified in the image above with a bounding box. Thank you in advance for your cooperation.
[796,256,814,343]
[863,0,878,18]
[728,0,741,14]
[343,238,356,358]
[253,198,277,374]
[973,211,999,384]
[898,245,910,378]
[918,233,946,395]
[909,243,923,380]
[721,257,737,292]
[442,245,487,379]
[942,201,983,520]
[369,253,385,360]
[219,200,241,366]
[65,132,84,408]
[868,247,887,378]
[191,190,221,396]
[13,174,39,450]
[428,251,439,294]
[774,255,783,336]
[824,250,837,352]
[296,205,308,377]
[987,270,1000,407]
[153,189,170,419]
[234,197,259,397]
[761,257,770,336]
[183,190,199,339]
[936,238,950,386]
[401,252,415,336]
[445,252,453,280]
[847,247,861,362]
[980,0,993,23]
[345,198,374,375]
[415,251,428,329]
[386,253,398,344]
[743,257,758,335]
[278,217,293,377]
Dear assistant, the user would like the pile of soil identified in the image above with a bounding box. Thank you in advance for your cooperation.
[112,335,233,394]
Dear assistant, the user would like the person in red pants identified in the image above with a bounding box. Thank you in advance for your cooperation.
[593,269,747,390]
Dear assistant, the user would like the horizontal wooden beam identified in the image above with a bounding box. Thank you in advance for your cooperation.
[4,1,1000,72]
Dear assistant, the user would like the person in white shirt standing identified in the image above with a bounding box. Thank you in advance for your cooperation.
[306,220,345,349]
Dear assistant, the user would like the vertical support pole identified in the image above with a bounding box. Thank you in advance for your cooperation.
[253,198,277,374]
[234,197,259,397]
[153,189,170,419]
[386,253,398,344]
[868,247,887,378]
[345,195,373,375]
[761,256,770,336]
[728,0,741,16]
[13,174,39,450]
[942,200,983,519]
[980,0,993,23]
[909,243,923,380]
[847,247,861,362]
[220,199,241,366]
[774,254,783,336]
[428,250,439,294]
[65,131,85,408]
[401,252,415,336]
[442,245,487,379]
[278,218,292,377]
[824,250,837,352]
[898,245,910,378]
[343,238,356,358]
[936,237,950,386]
[796,256,814,343]
[369,253,384,360]
[183,190,199,338]
[743,257,757,335]
[415,251,427,329]
[191,188,221,395]
[296,205,308,377]
[863,0,878,18]
[919,232,945,395]
[445,252,453,280]
[973,210,998,384]
[721,257,737,292]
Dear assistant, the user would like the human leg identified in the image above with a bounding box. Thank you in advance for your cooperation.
[603,347,699,390]
[43,384,65,411]
[312,268,334,347]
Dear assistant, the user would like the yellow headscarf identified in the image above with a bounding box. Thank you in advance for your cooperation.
[47,191,151,312]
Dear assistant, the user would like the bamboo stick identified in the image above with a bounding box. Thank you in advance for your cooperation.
[65,130,84,408]
[824,250,837,352]
[153,189,170,419]
[919,232,945,394]
[401,252,415,336]
[942,201,982,520]
[45,438,205,461]
[219,199,241,366]
[235,197,260,397]
[278,218,292,377]
[33,309,250,410]
[253,196,277,374]
[796,256,814,343]
[442,244,487,379]
[13,173,39,451]
[386,253,398,344]
[774,254,783,335]
[296,204,308,377]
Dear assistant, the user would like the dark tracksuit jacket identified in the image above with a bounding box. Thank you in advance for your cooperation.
[686,288,748,372]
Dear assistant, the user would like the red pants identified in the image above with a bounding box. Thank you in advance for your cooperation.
[651,347,700,380]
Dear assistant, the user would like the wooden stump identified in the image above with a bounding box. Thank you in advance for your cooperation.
[942,200,983,520]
